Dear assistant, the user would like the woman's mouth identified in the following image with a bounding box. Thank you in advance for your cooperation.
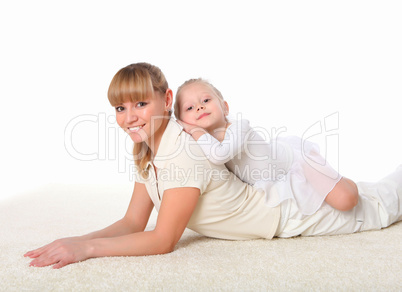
[127,124,145,133]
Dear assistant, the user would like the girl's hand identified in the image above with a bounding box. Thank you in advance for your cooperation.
[24,237,92,269]
[177,120,207,141]
[177,120,197,133]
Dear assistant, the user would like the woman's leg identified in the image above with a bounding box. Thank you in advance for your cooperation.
[325,177,359,211]
[276,166,402,238]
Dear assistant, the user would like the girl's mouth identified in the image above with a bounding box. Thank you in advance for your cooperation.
[197,113,210,120]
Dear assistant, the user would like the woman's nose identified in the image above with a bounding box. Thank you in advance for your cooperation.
[125,108,138,123]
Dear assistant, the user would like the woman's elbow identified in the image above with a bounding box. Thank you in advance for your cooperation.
[158,243,176,255]
[153,232,178,255]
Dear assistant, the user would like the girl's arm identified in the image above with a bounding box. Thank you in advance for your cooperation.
[25,184,200,269]
[196,120,251,165]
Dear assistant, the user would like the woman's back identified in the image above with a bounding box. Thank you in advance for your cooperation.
[136,119,281,240]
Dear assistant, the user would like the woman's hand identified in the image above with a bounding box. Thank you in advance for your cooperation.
[24,237,92,269]
[177,120,207,141]
[24,182,154,269]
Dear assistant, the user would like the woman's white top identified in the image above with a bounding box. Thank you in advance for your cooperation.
[196,118,342,215]
[135,119,280,240]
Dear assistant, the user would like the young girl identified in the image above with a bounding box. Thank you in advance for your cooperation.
[174,78,359,215]
[25,63,401,269]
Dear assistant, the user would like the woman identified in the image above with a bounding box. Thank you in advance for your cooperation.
[25,63,402,269]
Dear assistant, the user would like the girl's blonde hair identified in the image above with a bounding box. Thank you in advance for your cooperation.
[108,62,169,178]
[174,78,226,119]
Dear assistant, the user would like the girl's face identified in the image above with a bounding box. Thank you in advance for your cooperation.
[115,91,172,149]
[178,83,228,132]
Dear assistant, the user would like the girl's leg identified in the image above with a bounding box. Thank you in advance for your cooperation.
[325,177,359,211]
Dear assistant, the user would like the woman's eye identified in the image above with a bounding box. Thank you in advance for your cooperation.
[136,102,147,108]
[115,106,124,112]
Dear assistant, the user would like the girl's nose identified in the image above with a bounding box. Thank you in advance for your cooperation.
[197,105,205,111]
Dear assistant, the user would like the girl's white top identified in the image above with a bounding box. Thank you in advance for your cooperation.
[196,118,342,215]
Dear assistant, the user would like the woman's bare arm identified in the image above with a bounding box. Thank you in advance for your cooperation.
[24,182,154,266]
[25,185,200,269]
[79,182,154,240]
[88,187,199,258]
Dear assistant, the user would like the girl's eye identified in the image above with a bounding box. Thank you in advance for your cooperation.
[115,106,124,112]
[203,98,210,103]
[186,106,193,111]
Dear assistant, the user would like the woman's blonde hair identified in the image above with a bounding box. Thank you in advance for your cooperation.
[174,78,226,119]
[108,62,169,178]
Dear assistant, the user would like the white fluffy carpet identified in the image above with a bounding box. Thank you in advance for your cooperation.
[1,183,401,291]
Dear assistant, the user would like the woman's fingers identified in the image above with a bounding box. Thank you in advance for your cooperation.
[27,238,88,269]
[52,260,69,269]
[25,240,59,258]
[25,241,60,266]
[29,255,56,267]
[29,250,70,268]
[24,246,47,258]
[24,251,34,258]
[29,248,59,267]
[26,238,63,256]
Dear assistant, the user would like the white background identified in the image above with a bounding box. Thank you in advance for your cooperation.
[1,0,401,201]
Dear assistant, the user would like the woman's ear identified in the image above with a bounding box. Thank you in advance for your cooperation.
[165,89,173,112]
[223,101,229,116]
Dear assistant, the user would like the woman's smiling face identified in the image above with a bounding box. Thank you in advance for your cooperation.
[115,92,168,147]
